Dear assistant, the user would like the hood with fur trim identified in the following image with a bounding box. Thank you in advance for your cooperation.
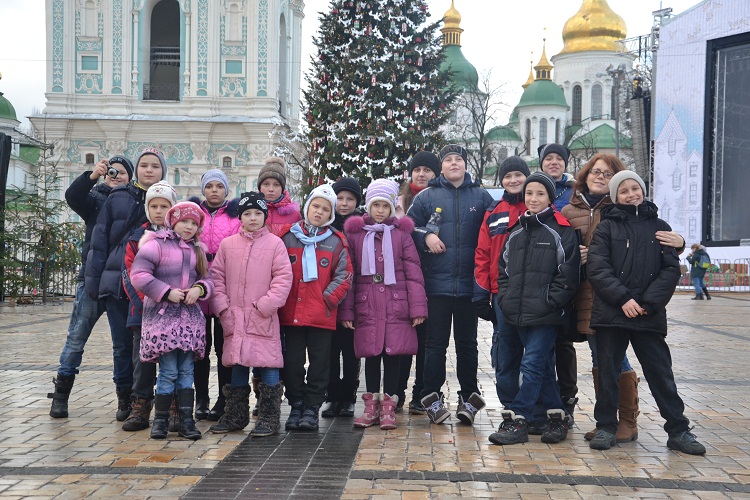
[344,213,414,235]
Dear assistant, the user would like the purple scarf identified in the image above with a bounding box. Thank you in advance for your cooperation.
[361,223,396,285]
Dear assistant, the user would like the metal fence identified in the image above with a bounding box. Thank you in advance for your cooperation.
[2,244,79,303]
[678,258,750,293]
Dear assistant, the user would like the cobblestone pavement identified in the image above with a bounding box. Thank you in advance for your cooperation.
[0,292,749,499]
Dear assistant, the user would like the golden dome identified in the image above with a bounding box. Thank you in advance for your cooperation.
[534,40,553,80]
[559,0,627,54]
[522,62,535,90]
[443,0,462,31]
[441,1,464,46]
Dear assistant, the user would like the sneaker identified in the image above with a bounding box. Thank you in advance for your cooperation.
[321,401,339,419]
[667,430,706,455]
[408,399,426,415]
[527,419,549,435]
[420,392,450,424]
[562,397,578,428]
[298,405,320,431]
[455,393,485,425]
[285,401,304,430]
[541,409,569,444]
[489,410,528,445]
[589,428,616,450]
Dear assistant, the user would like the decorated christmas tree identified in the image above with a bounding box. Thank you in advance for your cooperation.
[304,0,456,188]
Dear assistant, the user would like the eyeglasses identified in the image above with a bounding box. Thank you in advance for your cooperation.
[590,168,614,179]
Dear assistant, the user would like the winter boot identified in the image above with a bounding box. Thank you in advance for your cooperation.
[299,405,320,431]
[585,367,599,441]
[703,287,712,300]
[379,394,398,431]
[150,394,172,439]
[691,294,704,300]
[209,385,251,434]
[115,386,132,421]
[489,410,528,445]
[195,394,210,421]
[353,393,381,428]
[285,400,304,430]
[562,396,578,429]
[251,376,261,417]
[122,397,153,431]
[251,382,283,437]
[176,388,202,440]
[207,394,226,421]
[615,370,640,443]
[48,374,75,418]
[168,394,180,433]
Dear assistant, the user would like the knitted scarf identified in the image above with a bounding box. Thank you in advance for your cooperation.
[361,223,396,285]
[290,223,330,282]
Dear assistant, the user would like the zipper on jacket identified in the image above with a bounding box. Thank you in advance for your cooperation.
[453,187,460,296]
[518,226,531,324]
[626,239,629,248]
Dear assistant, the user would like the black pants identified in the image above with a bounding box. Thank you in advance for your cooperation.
[364,352,401,396]
[131,327,156,399]
[555,338,578,400]
[326,323,360,403]
[595,327,690,435]
[283,326,333,407]
[397,322,427,403]
[194,315,231,399]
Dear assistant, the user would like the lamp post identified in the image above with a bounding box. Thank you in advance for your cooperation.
[601,63,628,158]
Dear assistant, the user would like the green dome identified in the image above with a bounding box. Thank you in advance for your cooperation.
[569,123,632,150]
[442,45,478,91]
[486,125,521,143]
[0,92,17,121]
[516,80,569,109]
[508,107,519,127]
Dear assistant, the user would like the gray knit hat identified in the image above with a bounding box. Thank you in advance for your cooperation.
[609,170,647,202]
[135,147,167,182]
[201,169,229,195]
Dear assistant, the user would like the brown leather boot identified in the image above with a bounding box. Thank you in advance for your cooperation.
[122,397,153,431]
[615,370,639,443]
[584,367,599,441]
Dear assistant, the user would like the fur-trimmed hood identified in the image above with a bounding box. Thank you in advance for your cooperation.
[139,228,208,252]
[344,213,414,235]
[188,196,240,218]
[268,191,300,215]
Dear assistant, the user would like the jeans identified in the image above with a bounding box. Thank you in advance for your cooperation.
[587,335,632,371]
[106,297,134,387]
[131,327,156,399]
[397,321,426,403]
[155,350,194,395]
[57,280,106,377]
[231,366,280,386]
[500,324,564,422]
[421,296,479,401]
[692,277,708,296]
[283,326,333,407]
[594,327,690,435]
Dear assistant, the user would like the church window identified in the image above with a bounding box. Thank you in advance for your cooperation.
[85,153,95,165]
[225,60,243,75]
[84,0,96,37]
[145,0,181,101]
[555,119,562,143]
[539,118,547,145]
[572,85,582,125]
[524,119,531,155]
[591,84,603,119]
[80,55,99,72]
[227,3,241,41]
[222,156,232,169]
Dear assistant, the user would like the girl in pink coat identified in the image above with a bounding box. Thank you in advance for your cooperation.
[131,201,214,441]
[208,192,293,437]
[340,179,428,431]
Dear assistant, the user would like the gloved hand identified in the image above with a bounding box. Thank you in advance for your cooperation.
[474,300,496,324]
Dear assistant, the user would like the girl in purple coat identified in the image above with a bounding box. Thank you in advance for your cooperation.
[131,202,214,441]
[340,179,428,430]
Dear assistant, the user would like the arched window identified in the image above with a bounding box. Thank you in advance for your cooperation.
[555,119,562,143]
[572,85,582,125]
[591,84,602,119]
[228,3,241,41]
[222,156,232,169]
[539,118,548,145]
[146,0,180,101]
[84,0,96,37]
[85,153,95,165]
[524,119,531,155]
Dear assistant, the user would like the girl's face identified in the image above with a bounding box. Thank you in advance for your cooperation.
[306,198,332,227]
[586,159,615,195]
[136,155,163,188]
[147,198,172,226]
[173,219,199,241]
[336,191,358,216]
[616,179,644,206]
[541,153,565,181]
[501,171,526,195]
[411,166,436,188]
[203,180,226,208]
[524,182,551,214]
[369,200,391,224]
[241,208,266,233]
[259,178,283,201]
[105,162,130,188]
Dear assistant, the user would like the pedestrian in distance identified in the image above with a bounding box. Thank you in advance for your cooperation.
[686,243,712,300]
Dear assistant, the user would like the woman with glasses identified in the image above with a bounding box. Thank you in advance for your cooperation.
[561,154,685,445]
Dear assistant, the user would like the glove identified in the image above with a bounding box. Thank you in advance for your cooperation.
[474,300,496,324]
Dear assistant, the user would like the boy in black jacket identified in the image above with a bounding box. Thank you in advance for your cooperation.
[587,171,705,455]
[489,172,580,446]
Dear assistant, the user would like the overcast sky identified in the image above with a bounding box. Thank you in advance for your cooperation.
[0,0,700,130]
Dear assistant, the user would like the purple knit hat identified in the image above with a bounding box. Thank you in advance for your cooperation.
[365,179,399,216]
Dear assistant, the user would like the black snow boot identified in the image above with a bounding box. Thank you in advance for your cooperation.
[176,388,202,440]
[150,394,172,439]
[115,386,132,421]
[48,374,75,418]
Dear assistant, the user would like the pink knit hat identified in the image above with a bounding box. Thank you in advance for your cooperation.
[166,201,205,230]
[365,179,399,216]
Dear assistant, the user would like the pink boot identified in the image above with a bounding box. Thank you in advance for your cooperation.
[380,394,398,430]
[353,393,380,428]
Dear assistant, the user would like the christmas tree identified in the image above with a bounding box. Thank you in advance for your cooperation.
[304,0,457,188]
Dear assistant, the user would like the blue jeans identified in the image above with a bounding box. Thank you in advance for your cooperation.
[588,335,632,371]
[232,366,280,386]
[106,297,134,387]
[499,323,564,422]
[692,277,705,295]
[58,280,106,377]
[155,350,194,395]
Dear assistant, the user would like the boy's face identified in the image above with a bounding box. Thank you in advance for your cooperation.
[541,153,565,181]
[441,153,466,183]
[524,182,551,214]
[306,198,332,227]
[369,200,391,224]
[616,179,644,206]
[411,166,435,188]
[105,162,130,188]
[259,178,283,201]
[336,191,358,216]
[241,208,266,233]
[173,219,198,241]
[203,180,226,208]
[136,154,163,188]
[501,171,526,195]
[147,198,172,226]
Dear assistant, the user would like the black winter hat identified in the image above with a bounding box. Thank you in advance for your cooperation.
[332,177,362,207]
[238,191,268,221]
[409,151,441,177]
[522,172,556,203]
[108,155,134,181]
[498,156,531,180]
[537,143,570,169]
[438,144,468,164]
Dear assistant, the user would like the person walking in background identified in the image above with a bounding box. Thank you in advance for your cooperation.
[339,179,427,431]
[408,144,493,425]
[686,244,712,300]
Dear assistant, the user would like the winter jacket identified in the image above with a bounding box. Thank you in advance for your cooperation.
[122,222,152,329]
[473,193,526,300]
[130,230,214,362]
[408,174,493,297]
[266,191,302,236]
[497,207,581,327]
[279,222,353,331]
[210,227,292,369]
[332,207,365,233]
[686,249,710,279]
[587,201,680,336]
[85,182,149,300]
[561,192,612,335]
[65,171,112,273]
[339,215,428,358]
[552,173,575,211]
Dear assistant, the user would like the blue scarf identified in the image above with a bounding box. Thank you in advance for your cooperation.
[290,223,331,282]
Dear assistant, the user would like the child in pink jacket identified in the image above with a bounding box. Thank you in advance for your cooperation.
[208,192,293,437]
